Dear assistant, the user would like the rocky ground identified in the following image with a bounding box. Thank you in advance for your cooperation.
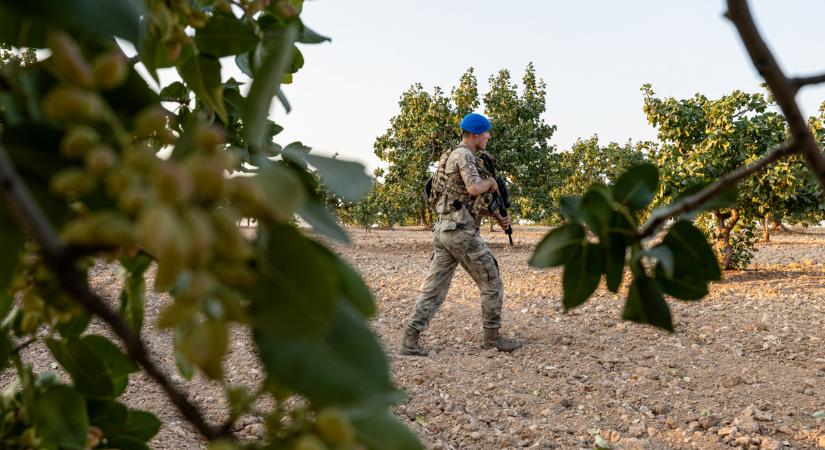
[5,225,825,449]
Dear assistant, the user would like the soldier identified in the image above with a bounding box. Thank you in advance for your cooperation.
[400,112,522,356]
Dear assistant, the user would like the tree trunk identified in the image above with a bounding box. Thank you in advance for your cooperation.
[762,215,770,243]
[713,209,740,270]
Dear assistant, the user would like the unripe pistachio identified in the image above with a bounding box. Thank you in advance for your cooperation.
[230,177,271,221]
[315,408,354,445]
[165,41,183,62]
[292,435,327,450]
[210,209,252,261]
[274,0,299,19]
[123,142,159,172]
[92,50,129,90]
[185,155,226,202]
[137,205,179,257]
[152,162,194,204]
[84,145,118,176]
[19,427,41,447]
[189,9,208,28]
[177,270,215,304]
[117,185,151,217]
[47,31,94,88]
[95,213,137,247]
[84,426,104,450]
[182,208,214,266]
[42,86,105,123]
[212,262,256,288]
[51,168,95,198]
[193,125,225,152]
[61,126,100,158]
[134,106,168,137]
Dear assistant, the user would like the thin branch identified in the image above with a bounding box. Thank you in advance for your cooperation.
[637,141,798,239]
[0,145,226,441]
[789,73,825,92]
[726,0,825,190]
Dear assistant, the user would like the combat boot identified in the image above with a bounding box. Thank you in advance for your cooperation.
[400,326,428,356]
[482,328,523,352]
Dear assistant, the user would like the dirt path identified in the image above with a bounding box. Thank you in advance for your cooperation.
[4,226,824,449]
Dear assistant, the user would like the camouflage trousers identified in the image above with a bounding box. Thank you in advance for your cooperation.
[408,220,503,331]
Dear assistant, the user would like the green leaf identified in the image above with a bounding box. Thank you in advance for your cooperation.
[56,311,91,338]
[298,25,331,44]
[0,212,24,294]
[671,182,738,219]
[647,245,674,278]
[88,399,160,447]
[33,385,89,450]
[235,53,253,77]
[351,409,423,450]
[298,199,350,243]
[120,255,152,333]
[622,275,673,332]
[562,243,602,310]
[3,0,144,44]
[47,335,137,398]
[309,242,376,318]
[529,223,585,268]
[656,268,708,301]
[248,223,338,337]
[254,301,396,406]
[559,196,581,221]
[195,13,258,58]
[178,53,228,124]
[579,187,612,239]
[661,220,721,281]
[102,67,160,116]
[612,163,659,211]
[244,22,298,149]
[159,81,189,103]
[603,234,626,293]
[283,142,372,202]
[0,4,48,47]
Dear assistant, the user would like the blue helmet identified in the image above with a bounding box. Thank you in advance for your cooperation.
[460,112,491,134]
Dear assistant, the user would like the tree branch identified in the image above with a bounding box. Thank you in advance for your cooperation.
[0,145,226,441]
[637,141,798,239]
[789,73,825,92]
[726,0,825,190]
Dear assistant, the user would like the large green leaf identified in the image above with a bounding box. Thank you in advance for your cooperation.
[1,0,144,44]
[0,4,48,47]
[622,275,673,332]
[297,24,331,44]
[661,220,721,281]
[47,335,137,398]
[298,200,350,243]
[195,13,258,58]
[88,399,160,447]
[248,224,338,337]
[254,301,396,406]
[178,53,228,124]
[309,242,376,318]
[0,212,23,294]
[351,409,422,450]
[656,267,708,300]
[579,187,612,239]
[612,163,659,211]
[244,23,298,149]
[603,212,634,292]
[283,142,372,203]
[33,385,89,450]
[562,243,602,310]
[120,255,152,333]
[529,223,585,268]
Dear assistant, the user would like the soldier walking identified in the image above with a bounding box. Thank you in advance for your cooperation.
[400,113,522,355]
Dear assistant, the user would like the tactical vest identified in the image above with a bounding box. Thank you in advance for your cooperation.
[428,146,487,217]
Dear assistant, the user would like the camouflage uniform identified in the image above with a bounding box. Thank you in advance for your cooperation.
[408,143,503,331]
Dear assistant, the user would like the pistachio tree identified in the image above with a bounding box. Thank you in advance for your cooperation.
[0,1,420,448]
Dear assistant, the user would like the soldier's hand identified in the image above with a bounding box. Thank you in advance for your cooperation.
[495,214,509,229]
[487,178,498,193]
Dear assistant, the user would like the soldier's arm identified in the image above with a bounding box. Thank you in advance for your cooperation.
[456,150,497,196]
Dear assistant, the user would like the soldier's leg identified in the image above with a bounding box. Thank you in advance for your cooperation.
[407,234,459,332]
[453,231,503,330]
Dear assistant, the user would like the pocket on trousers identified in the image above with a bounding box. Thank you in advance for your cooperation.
[468,248,498,281]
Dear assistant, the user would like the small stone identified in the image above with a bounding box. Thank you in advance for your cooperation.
[735,415,760,434]
[244,423,265,438]
[609,430,621,442]
[699,415,721,429]
[804,387,815,395]
[816,435,825,448]
[734,436,751,446]
[665,416,678,429]
[760,437,781,450]
[470,431,481,440]
[687,421,700,432]
[718,426,737,437]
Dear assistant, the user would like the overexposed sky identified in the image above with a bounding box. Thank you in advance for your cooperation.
[271,1,825,171]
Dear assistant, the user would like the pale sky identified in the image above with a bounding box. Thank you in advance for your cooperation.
[270,1,825,172]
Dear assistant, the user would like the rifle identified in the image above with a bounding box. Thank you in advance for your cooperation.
[477,152,513,245]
